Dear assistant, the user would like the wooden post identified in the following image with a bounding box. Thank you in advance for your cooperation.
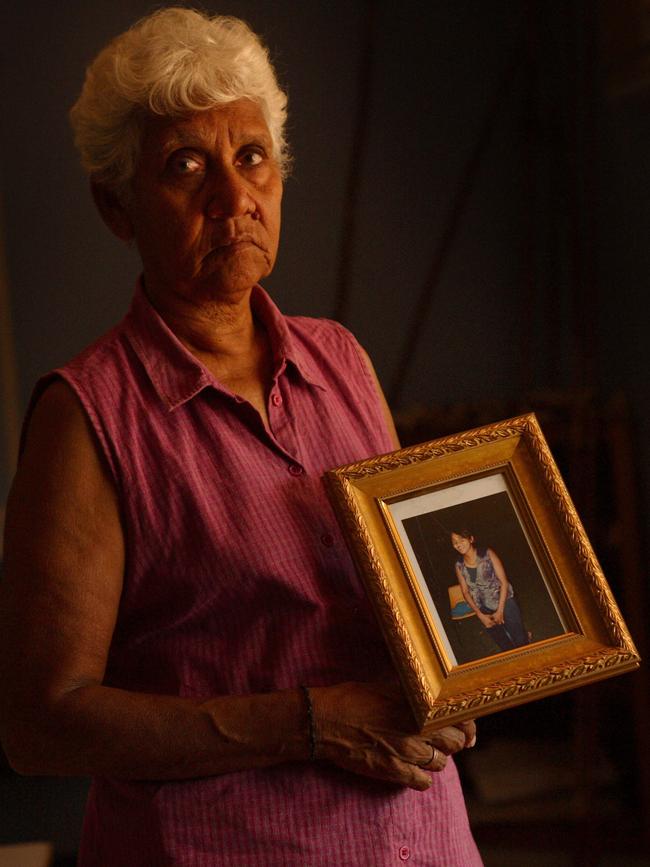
[0,200,20,507]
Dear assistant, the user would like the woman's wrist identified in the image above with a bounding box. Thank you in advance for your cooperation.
[300,685,317,761]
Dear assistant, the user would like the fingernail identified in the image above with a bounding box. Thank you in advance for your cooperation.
[468,734,477,748]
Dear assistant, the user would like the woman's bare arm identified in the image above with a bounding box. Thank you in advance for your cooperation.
[359,347,401,449]
[0,380,472,787]
[0,380,312,779]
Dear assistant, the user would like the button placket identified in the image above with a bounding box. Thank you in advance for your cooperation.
[268,377,300,459]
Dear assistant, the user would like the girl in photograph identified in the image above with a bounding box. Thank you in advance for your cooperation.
[451,528,530,652]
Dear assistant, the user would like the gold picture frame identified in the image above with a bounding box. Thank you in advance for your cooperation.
[325,413,640,733]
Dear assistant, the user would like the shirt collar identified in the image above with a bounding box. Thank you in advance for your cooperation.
[123,279,327,411]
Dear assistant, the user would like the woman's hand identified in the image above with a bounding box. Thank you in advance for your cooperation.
[492,608,505,625]
[309,682,475,791]
[478,612,496,628]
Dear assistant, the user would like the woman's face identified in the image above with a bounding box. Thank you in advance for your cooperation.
[451,533,474,556]
[114,99,283,306]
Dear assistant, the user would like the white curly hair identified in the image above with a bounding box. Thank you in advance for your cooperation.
[69,7,290,194]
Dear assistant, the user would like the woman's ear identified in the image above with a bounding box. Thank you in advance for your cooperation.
[91,181,135,242]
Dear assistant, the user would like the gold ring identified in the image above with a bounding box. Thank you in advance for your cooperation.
[419,745,437,767]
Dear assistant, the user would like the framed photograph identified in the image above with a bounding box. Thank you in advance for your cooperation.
[325,413,640,733]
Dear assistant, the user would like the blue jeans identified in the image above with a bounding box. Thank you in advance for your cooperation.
[480,596,529,650]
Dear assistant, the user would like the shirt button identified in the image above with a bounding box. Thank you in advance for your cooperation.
[398,846,410,861]
[320,533,335,547]
[271,392,283,407]
[288,464,304,476]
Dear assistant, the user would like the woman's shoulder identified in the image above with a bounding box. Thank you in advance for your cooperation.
[285,314,359,350]
[284,315,372,379]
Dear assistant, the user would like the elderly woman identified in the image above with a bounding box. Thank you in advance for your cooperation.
[0,8,481,866]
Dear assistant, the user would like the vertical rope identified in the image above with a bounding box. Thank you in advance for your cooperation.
[389,34,526,407]
[0,197,20,489]
[518,1,541,395]
[332,0,377,325]
[570,0,600,391]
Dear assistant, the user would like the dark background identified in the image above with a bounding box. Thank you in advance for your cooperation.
[1,1,649,865]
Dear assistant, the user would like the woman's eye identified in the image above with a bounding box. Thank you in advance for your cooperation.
[169,153,204,175]
[239,150,264,167]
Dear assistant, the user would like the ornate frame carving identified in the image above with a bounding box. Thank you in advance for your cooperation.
[325,413,640,732]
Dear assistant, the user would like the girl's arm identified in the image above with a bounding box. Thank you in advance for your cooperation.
[487,548,510,624]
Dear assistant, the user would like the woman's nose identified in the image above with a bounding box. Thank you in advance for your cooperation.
[205,168,255,219]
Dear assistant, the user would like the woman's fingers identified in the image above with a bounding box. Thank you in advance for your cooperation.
[364,736,447,786]
[428,725,467,755]
[326,735,435,790]
[386,754,433,790]
[455,719,477,748]
[309,683,477,790]
[418,744,448,772]
[309,683,435,788]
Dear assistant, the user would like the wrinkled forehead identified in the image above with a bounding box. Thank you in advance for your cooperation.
[139,99,273,156]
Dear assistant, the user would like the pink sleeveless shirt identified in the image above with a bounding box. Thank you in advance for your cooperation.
[37,284,481,866]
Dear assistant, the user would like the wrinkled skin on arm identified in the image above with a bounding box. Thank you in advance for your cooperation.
[0,379,474,788]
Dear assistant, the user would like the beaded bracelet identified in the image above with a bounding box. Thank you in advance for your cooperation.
[300,684,317,761]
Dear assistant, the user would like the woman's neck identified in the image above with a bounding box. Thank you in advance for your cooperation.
[145,282,260,366]
[463,548,478,566]
[144,281,274,424]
